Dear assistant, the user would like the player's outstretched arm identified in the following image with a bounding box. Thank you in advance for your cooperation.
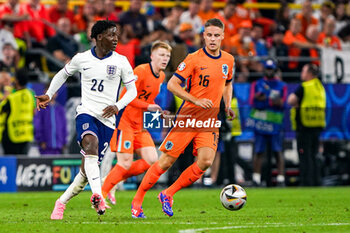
[129,97,164,114]
[167,75,213,109]
[35,69,69,111]
[223,82,235,120]
[117,81,137,109]
[129,97,162,112]
[117,86,152,110]
[147,104,162,112]
[35,94,50,111]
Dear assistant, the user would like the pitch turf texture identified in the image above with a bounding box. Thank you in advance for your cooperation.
[0,188,349,233]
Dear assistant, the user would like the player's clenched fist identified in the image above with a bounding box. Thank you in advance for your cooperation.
[102,105,119,118]
[194,98,213,109]
[147,104,162,112]
[225,108,235,121]
[35,94,50,111]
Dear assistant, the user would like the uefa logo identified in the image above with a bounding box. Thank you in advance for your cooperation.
[143,110,162,129]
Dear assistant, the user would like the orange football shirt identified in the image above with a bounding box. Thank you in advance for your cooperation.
[283,30,307,69]
[174,47,234,124]
[317,32,342,50]
[117,63,165,130]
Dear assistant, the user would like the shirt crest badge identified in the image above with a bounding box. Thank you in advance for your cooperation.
[82,123,89,130]
[106,65,117,76]
[222,64,229,76]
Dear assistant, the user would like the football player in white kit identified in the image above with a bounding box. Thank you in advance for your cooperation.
[35,20,137,219]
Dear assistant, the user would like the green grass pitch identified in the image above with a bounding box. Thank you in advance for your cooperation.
[0,187,349,233]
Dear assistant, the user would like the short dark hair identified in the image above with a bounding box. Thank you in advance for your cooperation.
[204,18,225,30]
[306,63,319,77]
[15,68,28,87]
[90,20,117,40]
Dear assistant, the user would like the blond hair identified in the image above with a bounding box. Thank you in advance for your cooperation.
[151,40,172,53]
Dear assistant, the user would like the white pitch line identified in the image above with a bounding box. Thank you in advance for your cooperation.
[178,223,350,233]
[3,221,350,230]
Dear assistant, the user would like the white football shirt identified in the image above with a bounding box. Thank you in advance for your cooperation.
[64,47,135,129]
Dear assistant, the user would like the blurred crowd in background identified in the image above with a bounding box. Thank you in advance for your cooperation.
[0,0,349,81]
[0,0,349,187]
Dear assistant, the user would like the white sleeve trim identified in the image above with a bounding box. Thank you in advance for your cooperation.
[115,81,137,111]
[45,69,69,100]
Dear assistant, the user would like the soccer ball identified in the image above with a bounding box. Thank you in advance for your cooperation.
[220,184,247,211]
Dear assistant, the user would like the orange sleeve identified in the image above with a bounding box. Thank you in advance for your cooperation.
[317,33,324,44]
[118,84,150,110]
[283,31,295,46]
[128,65,150,109]
[173,54,195,82]
[128,96,150,109]
[227,57,235,83]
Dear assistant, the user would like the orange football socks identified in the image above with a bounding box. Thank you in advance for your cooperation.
[132,161,165,207]
[102,164,127,198]
[164,162,204,197]
[102,160,151,198]
[126,159,151,178]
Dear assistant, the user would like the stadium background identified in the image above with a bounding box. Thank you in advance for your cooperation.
[0,0,349,192]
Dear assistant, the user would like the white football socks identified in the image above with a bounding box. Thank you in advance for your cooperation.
[59,170,88,204]
[253,173,261,185]
[100,146,115,178]
[84,155,102,196]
